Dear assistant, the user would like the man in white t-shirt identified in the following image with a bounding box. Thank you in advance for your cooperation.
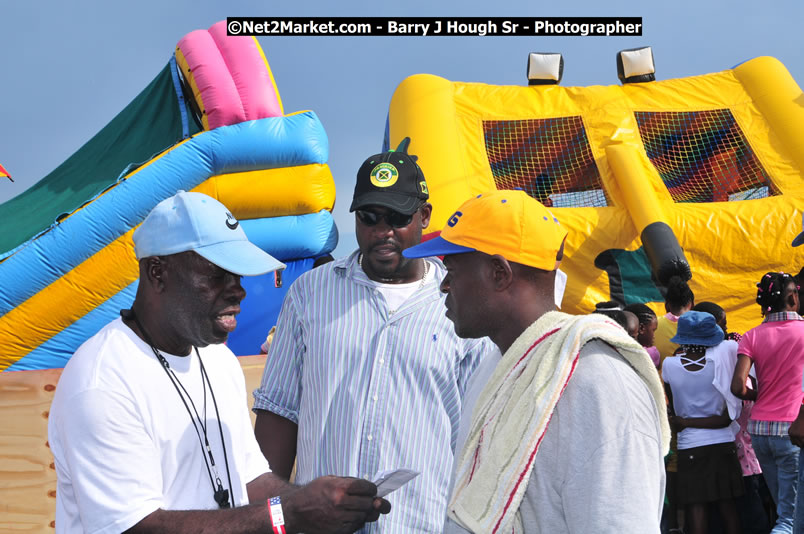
[48,191,390,534]
[403,190,668,533]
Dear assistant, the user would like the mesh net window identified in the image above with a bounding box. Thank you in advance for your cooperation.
[635,109,776,202]
[483,117,607,207]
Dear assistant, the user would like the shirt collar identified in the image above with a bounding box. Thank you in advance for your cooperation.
[762,311,804,323]
[333,249,445,287]
[333,250,361,275]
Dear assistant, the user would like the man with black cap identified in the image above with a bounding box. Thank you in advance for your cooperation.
[253,139,492,533]
[49,191,389,534]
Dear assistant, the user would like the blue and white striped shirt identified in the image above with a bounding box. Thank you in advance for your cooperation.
[253,251,492,533]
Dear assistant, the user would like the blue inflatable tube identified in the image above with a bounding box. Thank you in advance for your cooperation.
[0,112,328,314]
[242,211,338,261]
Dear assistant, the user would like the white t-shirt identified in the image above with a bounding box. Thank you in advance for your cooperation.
[367,262,434,314]
[364,265,566,313]
[445,340,665,533]
[662,342,738,449]
[48,318,270,534]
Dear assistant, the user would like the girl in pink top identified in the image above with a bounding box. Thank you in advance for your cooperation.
[732,272,804,533]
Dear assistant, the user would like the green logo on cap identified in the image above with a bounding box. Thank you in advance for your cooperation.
[370,163,399,188]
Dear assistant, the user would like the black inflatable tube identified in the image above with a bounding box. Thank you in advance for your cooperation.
[641,221,691,286]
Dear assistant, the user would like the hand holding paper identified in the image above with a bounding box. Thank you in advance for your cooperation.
[372,468,420,497]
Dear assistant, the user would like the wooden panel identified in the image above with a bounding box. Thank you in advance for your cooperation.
[0,355,267,533]
[0,368,61,532]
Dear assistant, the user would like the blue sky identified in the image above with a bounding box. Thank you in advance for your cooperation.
[1,1,802,256]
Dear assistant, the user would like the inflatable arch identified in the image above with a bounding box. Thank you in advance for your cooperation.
[386,56,804,334]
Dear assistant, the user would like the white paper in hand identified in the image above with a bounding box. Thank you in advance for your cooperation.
[372,468,420,497]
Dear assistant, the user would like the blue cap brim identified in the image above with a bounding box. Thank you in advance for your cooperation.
[403,236,476,259]
[793,231,804,247]
[196,241,285,276]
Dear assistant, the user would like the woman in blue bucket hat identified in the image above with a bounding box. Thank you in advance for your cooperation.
[662,310,744,534]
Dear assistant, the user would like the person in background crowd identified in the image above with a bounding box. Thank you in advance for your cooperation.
[694,301,771,533]
[593,301,639,338]
[791,218,804,534]
[662,311,744,534]
[732,272,804,534]
[625,303,661,369]
[623,309,640,340]
[652,277,695,534]
[794,267,804,316]
[655,276,696,366]
[694,301,741,343]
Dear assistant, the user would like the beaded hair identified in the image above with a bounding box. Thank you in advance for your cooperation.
[756,271,798,315]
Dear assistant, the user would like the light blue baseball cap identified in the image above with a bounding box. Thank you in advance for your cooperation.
[133,191,285,276]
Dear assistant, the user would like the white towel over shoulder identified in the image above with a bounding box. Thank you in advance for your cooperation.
[447,311,670,534]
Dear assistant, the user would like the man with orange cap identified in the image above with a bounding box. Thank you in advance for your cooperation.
[404,190,669,533]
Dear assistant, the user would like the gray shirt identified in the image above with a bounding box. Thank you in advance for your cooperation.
[444,340,665,533]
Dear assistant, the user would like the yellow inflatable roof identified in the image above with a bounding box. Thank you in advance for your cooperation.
[387,56,804,335]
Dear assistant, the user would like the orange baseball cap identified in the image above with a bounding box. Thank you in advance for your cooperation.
[403,190,567,271]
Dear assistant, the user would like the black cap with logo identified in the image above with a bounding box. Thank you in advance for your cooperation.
[349,137,430,215]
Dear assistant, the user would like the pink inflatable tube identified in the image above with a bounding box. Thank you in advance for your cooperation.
[176,20,283,129]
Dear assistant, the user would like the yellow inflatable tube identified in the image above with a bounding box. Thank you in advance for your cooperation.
[0,164,335,370]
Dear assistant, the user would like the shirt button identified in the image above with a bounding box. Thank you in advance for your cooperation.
[379,358,385,364]
[364,474,371,479]
[367,435,373,441]
[373,395,378,401]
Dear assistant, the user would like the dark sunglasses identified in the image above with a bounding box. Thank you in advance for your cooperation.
[356,209,416,228]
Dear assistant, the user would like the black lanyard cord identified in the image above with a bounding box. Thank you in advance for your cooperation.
[199,358,235,507]
[124,309,232,508]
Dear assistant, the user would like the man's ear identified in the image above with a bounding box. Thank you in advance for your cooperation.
[143,257,168,292]
[489,255,514,291]
[419,203,432,229]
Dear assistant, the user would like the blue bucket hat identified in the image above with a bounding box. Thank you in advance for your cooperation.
[133,191,285,276]
[670,310,724,346]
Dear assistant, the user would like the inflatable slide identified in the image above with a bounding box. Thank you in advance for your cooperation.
[0,21,337,372]
[385,55,804,334]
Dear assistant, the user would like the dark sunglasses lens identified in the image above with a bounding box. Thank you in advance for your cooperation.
[388,212,414,227]
[356,210,380,226]
[357,210,413,228]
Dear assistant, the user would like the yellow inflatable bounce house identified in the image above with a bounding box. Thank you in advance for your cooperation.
[386,54,804,334]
